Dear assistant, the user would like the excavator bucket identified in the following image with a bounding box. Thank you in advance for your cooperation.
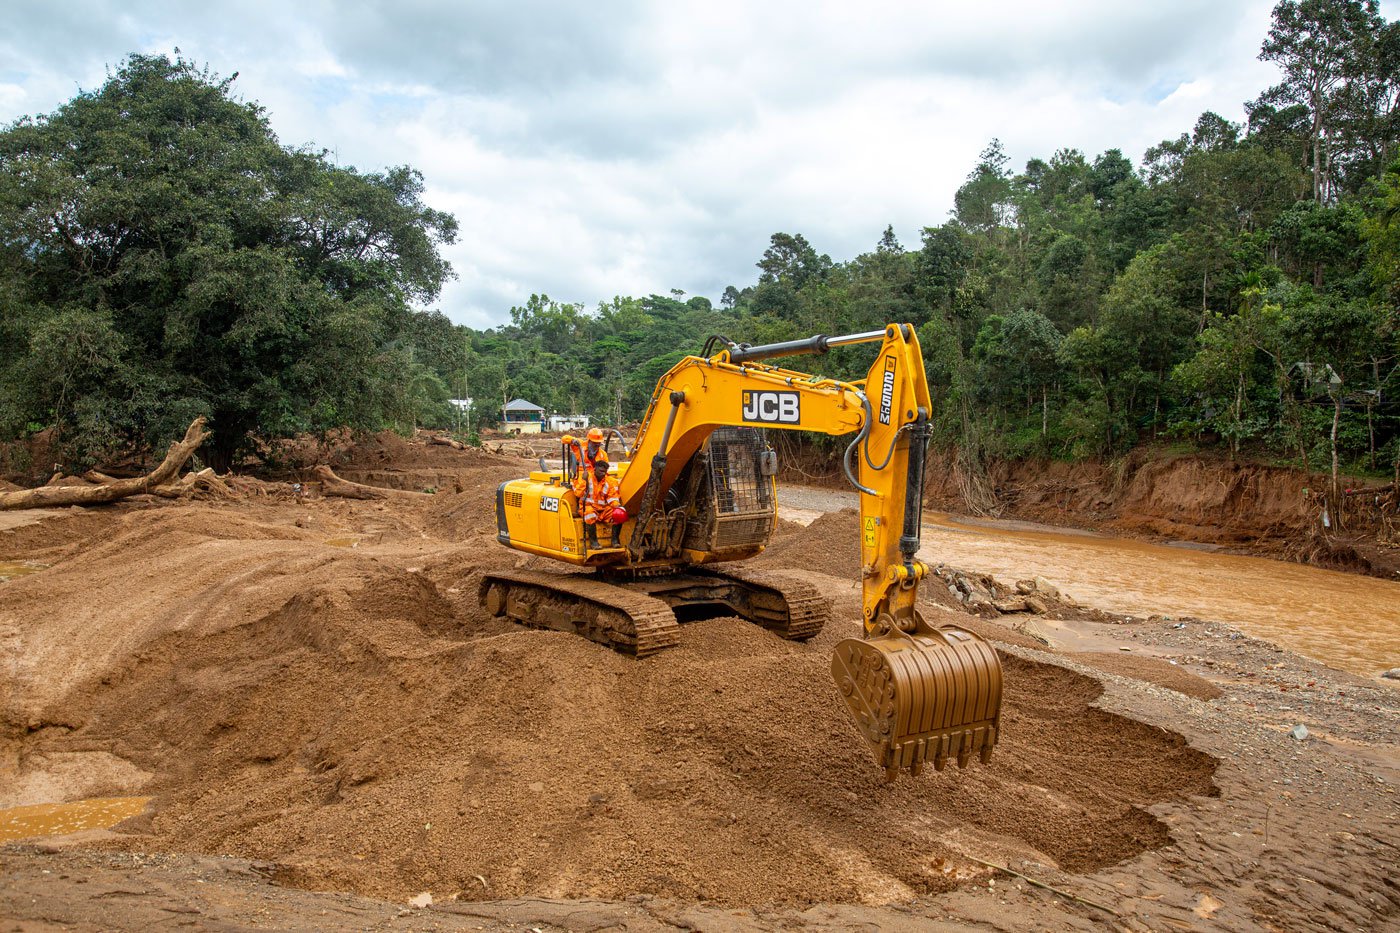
[831,624,1003,780]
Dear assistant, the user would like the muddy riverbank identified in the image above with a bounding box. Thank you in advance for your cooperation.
[780,485,1400,682]
[922,448,1400,580]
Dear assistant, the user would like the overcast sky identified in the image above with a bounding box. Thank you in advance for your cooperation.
[4,1,1391,329]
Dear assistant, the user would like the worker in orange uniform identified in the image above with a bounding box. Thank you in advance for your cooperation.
[561,427,609,482]
[574,458,626,548]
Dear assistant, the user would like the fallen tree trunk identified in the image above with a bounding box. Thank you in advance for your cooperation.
[313,465,432,500]
[0,418,210,511]
[428,434,465,450]
[148,467,234,499]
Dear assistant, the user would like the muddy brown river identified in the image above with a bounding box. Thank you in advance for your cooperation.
[779,486,1400,680]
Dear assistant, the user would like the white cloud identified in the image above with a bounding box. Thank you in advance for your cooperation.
[0,84,26,115]
[5,0,1393,327]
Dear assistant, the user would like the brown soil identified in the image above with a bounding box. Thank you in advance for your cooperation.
[1,431,1397,931]
[753,508,862,575]
[1070,652,1225,701]
[922,448,1400,579]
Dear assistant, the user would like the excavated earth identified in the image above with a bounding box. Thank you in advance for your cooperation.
[1,433,1398,931]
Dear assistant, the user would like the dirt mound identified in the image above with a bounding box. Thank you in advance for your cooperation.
[325,433,530,497]
[0,508,330,725]
[421,461,542,544]
[3,496,1218,907]
[1071,652,1224,701]
[0,506,127,560]
[754,508,861,574]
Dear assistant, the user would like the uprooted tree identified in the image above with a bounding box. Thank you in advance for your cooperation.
[0,418,210,510]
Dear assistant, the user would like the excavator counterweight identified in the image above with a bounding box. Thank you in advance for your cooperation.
[485,324,1003,779]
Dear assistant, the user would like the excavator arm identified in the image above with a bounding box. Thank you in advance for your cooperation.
[618,324,1003,778]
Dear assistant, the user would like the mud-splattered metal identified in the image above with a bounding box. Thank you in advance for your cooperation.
[832,624,1003,780]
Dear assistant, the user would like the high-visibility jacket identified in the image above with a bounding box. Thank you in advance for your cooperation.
[573,472,621,524]
[565,437,609,477]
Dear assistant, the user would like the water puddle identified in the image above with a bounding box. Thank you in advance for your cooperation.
[0,796,151,843]
[0,561,46,581]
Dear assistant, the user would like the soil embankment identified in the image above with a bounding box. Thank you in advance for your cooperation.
[920,449,1400,578]
[2,431,1397,931]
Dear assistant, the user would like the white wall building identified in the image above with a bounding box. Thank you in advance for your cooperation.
[547,414,591,432]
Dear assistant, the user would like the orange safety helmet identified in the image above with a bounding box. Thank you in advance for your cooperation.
[587,427,605,443]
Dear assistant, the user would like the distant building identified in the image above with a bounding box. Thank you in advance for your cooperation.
[548,414,591,432]
[1289,361,1341,392]
[448,398,473,411]
[502,398,545,434]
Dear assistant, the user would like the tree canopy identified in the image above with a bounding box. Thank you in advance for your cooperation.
[0,54,457,467]
[4,4,1399,488]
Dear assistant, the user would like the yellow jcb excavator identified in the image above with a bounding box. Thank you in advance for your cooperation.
[482,324,1002,779]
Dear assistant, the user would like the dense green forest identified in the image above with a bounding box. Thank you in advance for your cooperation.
[2,1,1398,486]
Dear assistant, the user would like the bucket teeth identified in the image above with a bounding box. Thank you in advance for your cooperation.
[831,626,1003,779]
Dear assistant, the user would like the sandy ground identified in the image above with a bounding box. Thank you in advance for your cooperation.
[2,434,1398,932]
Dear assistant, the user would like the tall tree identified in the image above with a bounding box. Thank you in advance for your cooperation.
[1258,0,1384,202]
[954,139,1013,232]
[0,54,457,467]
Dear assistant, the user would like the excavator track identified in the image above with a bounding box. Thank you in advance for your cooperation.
[689,565,828,640]
[479,565,829,658]
[479,569,680,657]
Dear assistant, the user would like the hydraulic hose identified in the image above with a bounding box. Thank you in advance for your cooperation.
[843,390,879,497]
[701,334,736,358]
[899,419,932,568]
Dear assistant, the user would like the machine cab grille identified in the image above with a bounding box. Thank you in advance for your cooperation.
[682,426,777,553]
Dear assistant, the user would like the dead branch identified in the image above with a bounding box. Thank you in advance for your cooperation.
[148,468,234,500]
[0,418,210,511]
[313,465,432,500]
[965,856,1117,916]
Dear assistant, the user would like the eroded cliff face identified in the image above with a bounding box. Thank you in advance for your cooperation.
[923,449,1398,576]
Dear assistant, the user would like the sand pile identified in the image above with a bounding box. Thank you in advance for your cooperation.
[2,455,1218,906]
[754,508,861,573]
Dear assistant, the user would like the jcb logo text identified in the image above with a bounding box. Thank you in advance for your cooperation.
[742,391,800,424]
